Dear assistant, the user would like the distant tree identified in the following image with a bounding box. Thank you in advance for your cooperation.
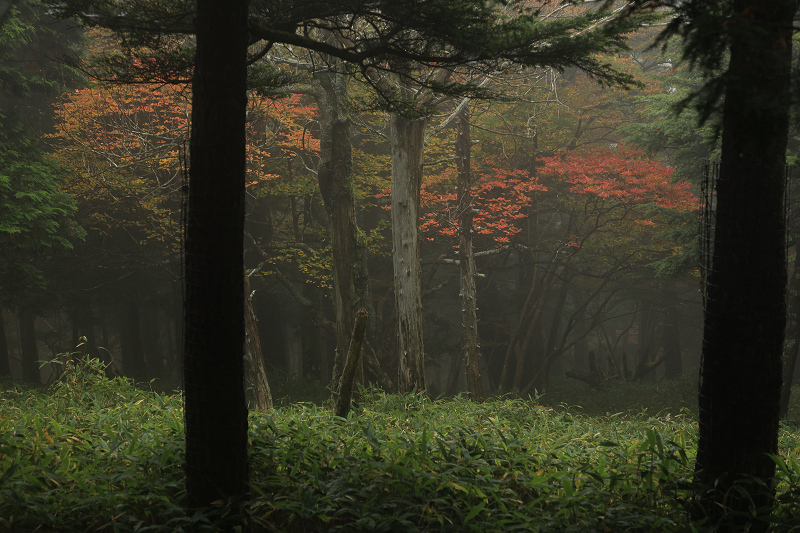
[0,0,84,379]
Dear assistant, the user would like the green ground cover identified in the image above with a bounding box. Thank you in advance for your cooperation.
[2,359,800,532]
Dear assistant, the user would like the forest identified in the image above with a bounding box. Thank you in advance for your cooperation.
[1,0,799,531]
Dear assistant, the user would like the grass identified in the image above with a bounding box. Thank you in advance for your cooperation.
[2,358,800,531]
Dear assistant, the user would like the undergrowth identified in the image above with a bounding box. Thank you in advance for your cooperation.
[2,358,800,531]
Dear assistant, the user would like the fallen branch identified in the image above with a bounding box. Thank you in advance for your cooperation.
[334,308,369,418]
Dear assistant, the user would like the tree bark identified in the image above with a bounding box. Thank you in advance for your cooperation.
[315,68,370,395]
[391,113,426,392]
[244,270,272,411]
[456,105,484,401]
[183,0,249,508]
[693,1,794,527]
[780,247,800,417]
[121,297,146,381]
[334,308,368,418]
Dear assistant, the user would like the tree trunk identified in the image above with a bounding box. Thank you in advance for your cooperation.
[334,308,368,418]
[456,105,484,401]
[391,113,426,392]
[573,319,589,373]
[662,304,683,379]
[183,0,249,508]
[535,280,569,392]
[244,271,272,411]
[693,1,794,527]
[121,297,147,381]
[638,306,657,381]
[301,283,327,382]
[18,309,40,384]
[315,68,370,396]
[0,306,10,377]
[780,245,800,418]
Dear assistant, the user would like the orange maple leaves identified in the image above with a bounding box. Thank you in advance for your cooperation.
[538,146,698,212]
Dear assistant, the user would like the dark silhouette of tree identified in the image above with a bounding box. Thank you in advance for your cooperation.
[693,1,795,527]
[621,0,797,527]
[182,0,249,508]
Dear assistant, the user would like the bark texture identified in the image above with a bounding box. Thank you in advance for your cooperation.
[693,1,794,527]
[315,68,370,394]
[391,113,426,392]
[456,106,484,401]
[334,308,368,418]
[183,0,249,508]
[244,271,272,411]
[781,249,800,418]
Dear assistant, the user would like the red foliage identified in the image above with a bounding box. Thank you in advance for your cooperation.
[537,146,697,211]
[418,159,546,245]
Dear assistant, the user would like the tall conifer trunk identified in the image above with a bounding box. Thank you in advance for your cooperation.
[694,0,794,527]
[315,67,370,394]
[183,0,249,507]
[391,113,426,392]
[456,105,484,401]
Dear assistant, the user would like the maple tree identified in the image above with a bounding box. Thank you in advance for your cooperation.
[415,141,697,393]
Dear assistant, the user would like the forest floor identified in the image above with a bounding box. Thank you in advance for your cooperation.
[3,359,800,532]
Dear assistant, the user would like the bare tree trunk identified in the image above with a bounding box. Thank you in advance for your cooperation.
[142,308,165,381]
[334,308,368,418]
[534,280,569,392]
[456,105,484,401]
[662,304,683,379]
[391,113,426,392]
[121,297,146,381]
[315,68,370,395]
[780,247,800,418]
[244,270,272,411]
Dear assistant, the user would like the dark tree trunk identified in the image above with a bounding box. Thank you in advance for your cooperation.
[0,306,10,377]
[662,304,683,379]
[573,319,589,373]
[300,283,327,381]
[142,308,165,381]
[18,309,40,384]
[638,306,657,381]
[121,298,146,381]
[456,105,484,401]
[693,1,794,527]
[315,68,370,396]
[536,280,569,392]
[391,113,426,392]
[71,305,102,365]
[183,0,249,508]
[780,247,800,418]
